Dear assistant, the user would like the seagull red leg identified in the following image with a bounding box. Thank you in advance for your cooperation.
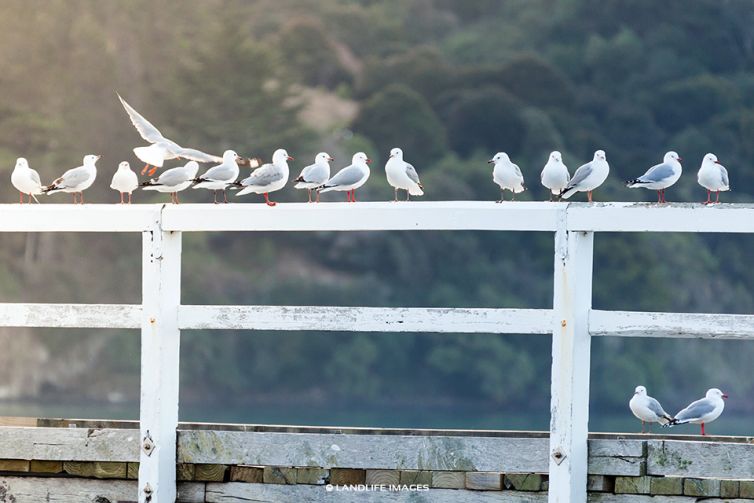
[701,423,705,436]
[19,192,23,204]
[588,191,593,203]
[148,167,157,177]
[141,164,150,175]
[716,191,720,203]
[352,190,357,202]
[264,192,277,207]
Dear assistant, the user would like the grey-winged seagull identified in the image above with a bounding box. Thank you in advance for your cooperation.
[236,148,293,206]
[629,385,673,433]
[44,154,100,204]
[560,150,610,202]
[489,152,525,202]
[118,94,222,176]
[541,151,570,201]
[385,147,423,201]
[293,152,332,203]
[318,152,371,202]
[697,153,730,204]
[626,151,682,203]
[11,157,43,204]
[667,388,727,436]
[142,161,200,204]
[192,149,242,203]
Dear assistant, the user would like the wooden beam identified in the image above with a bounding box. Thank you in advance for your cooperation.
[0,426,138,461]
[590,310,754,339]
[567,202,754,233]
[139,226,182,502]
[0,303,141,328]
[647,440,754,479]
[161,201,562,232]
[179,305,552,334]
[549,221,594,502]
[177,430,550,472]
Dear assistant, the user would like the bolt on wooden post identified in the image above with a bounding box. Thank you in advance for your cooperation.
[549,215,594,503]
[139,222,182,503]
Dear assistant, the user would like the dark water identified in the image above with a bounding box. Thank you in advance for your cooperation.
[1,399,750,436]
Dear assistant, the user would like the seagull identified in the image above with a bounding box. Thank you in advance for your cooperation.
[117,94,222,176]
[11,157,43,204]
[192,149,242,203]
[142,161,200,204]
[236,148,293,206]
[385,147,423,201]
[697,153,730,204]
[110,161,139,204]
[293,152,332,203]
[560,150,610,202]
[318,152,371,202]
[44,154,99,204]
[667,388,727,436]
[541,151,570,201]
[626,151,683,203]
[489,152,525,202]
[629,385,673,433]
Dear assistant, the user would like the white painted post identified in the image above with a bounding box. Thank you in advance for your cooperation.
[549,213,594,502]
[139,224,182,503]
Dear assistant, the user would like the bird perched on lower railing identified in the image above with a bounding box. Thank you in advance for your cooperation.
[626,151,683,204]
[141,161,200,204]
[44,154,100,204]
[11,157,44,204]
[629,385,673,433]
[697,153,730,204]
[665,388,727,436]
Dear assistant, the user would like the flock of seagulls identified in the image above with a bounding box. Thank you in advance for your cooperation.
[7,96,732,205]
[629,386,728,435]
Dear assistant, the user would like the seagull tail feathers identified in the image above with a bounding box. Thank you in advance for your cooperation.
[625,178,647,188]
[559,186,577,199]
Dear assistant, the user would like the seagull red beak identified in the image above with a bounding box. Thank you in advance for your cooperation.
[365,158,372,164]
[328,157,335,162]
[287,155,294,160]
[677,156,683,161]
[722,393,729,399]
[714,160,721,164]
[487,159,494,164]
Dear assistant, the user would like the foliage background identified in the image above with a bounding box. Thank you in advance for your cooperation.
[0,0,752,433]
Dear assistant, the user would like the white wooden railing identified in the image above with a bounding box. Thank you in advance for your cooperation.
[1,201,752,503]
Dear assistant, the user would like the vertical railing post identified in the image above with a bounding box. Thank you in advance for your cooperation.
[549,208,594,503]
[139,212,182,502]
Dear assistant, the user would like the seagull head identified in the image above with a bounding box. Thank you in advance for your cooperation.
[594,150,606,161]
[488,152,509,164]
[118,161,131,170]
[15,157,28,169]
[223,150,239,162]
[703,153,720,165]
[315,152,334,164]
[550,151,562,163]
[389,148,403,159]
[707,388,728,400]
[634,385,647,396]
[184,161,200,178]
[273,148,294,163]
[664,151,682,163]
[353,152,371,165]
[84,154,100,165]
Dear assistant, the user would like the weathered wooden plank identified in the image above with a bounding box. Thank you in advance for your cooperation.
[139,227,182,502]
[549,227,593,502]
[204,482,547,502]
[161,201,562,232]
[0,460,29,472]
[179,305,552,334]
[567,202,754,233]
[0,303,141,329]
[588,495,696,502]
[177,430,550,472]
[589,439,645,476]
[194,464,227,482]
[0,204,161,232]
[647,440,754,479]
[590,310,754,340]
[0,477,204,503]
[366,469,400,485]
[229,465,262,483]
[466,471,502,490]
[63,461,127,479]
[0,427,138,461]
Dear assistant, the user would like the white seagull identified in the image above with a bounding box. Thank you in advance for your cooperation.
[44,154,100,204]
[489,152,525,202]
[541,151,570,201]
[293,152,332,203]
[318,152,372,202]
[668,388,727,436]
[697,153,730,204]
[118,94,222,176]
[629,385,673,433]
[192,149,242,203]
[236,148,293,206]
[142,161,200,204]
[560,150,610,202]
[110,161,139,204]
[385,147,423,201]
[11,157,44,204]
[626,151,683,203]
